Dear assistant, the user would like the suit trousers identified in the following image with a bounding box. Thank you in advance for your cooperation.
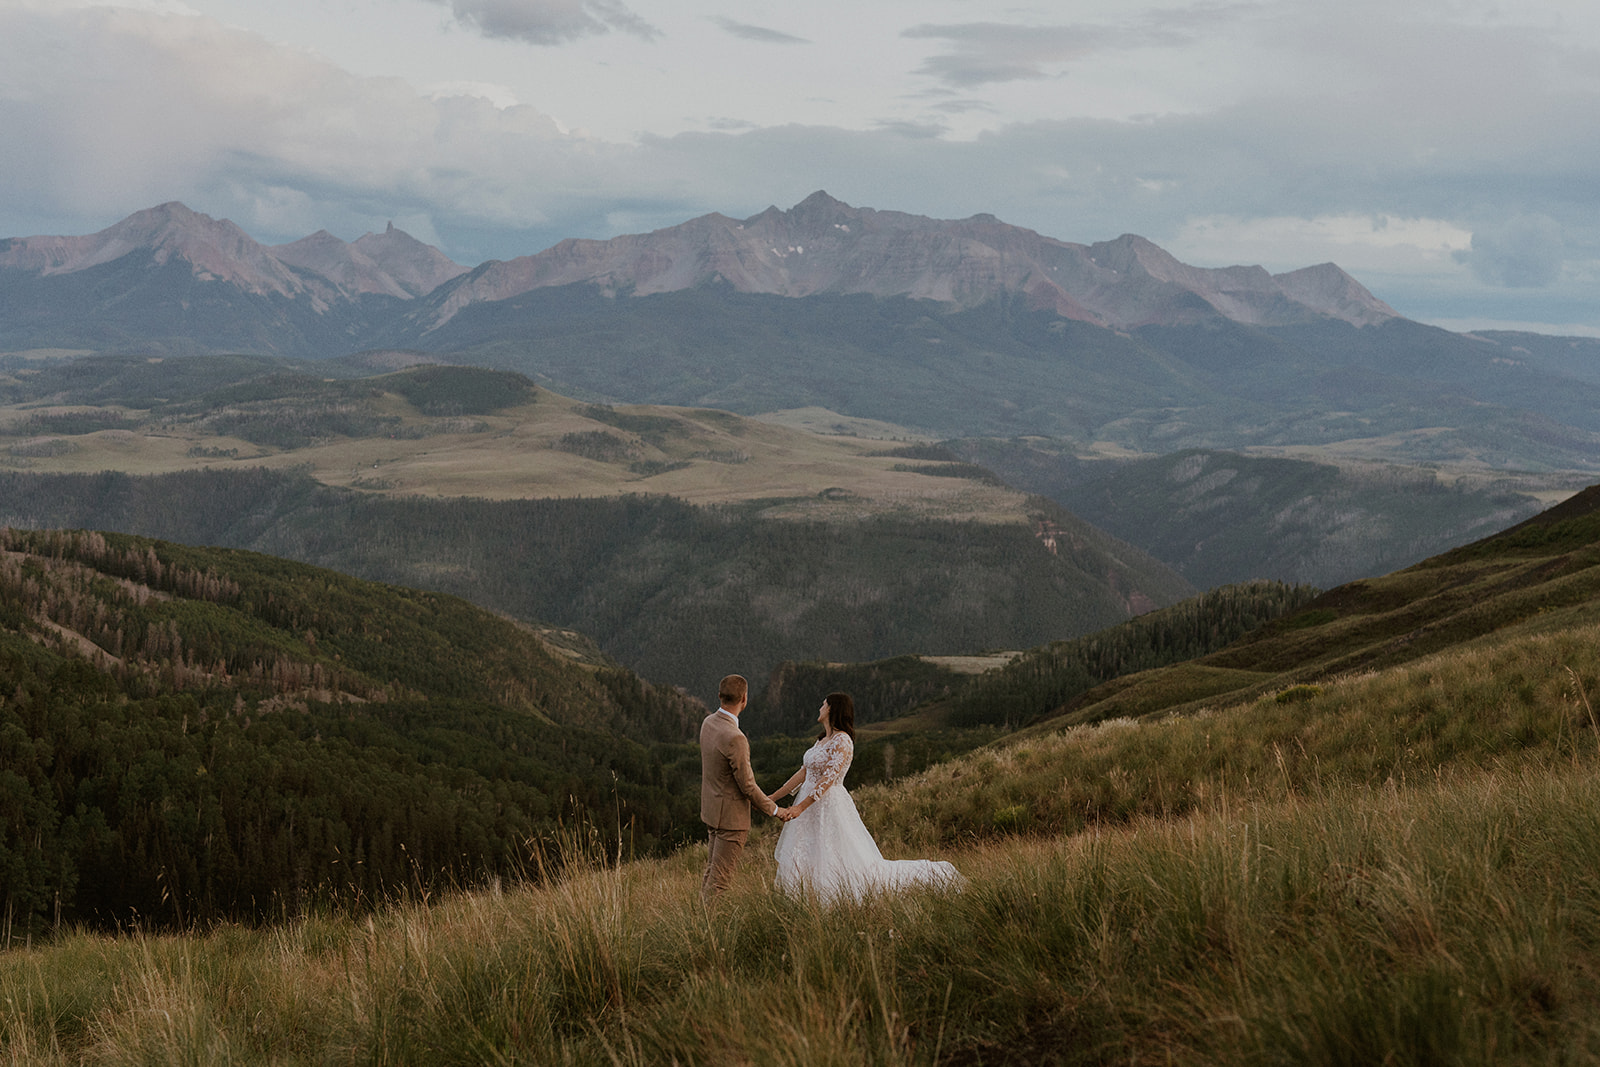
[701,827,748,906]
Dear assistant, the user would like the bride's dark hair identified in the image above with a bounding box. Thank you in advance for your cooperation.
[822,692,856,740]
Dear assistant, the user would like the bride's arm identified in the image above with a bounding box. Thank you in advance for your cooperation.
[774,767,806,800]
[783,735,852,817]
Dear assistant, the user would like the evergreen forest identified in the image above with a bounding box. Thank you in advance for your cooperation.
[0,528,702,940]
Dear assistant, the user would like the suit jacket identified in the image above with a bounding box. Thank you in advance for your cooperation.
[700,710,774,830]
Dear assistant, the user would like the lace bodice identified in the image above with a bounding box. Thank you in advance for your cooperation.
[800,732,853,802]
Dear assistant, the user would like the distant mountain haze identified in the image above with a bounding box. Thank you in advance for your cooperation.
[272,222,469,300]
[0,192,1392,347]
[0,202,298,290]
[411,192,1397,333]
[0,202,467,304]
[0,203,469,355]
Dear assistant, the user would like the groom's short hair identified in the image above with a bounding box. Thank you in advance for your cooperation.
[719,674,748,706]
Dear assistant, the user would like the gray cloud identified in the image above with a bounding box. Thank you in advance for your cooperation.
[426,0,658,45]
[4,0,1600,336]
[928,98,998,115]
[709,17,808,45]
[902,23,1104,86]
[633,84,1600,304]
[1462,214,1566,288]
[0,5,635,256]
[901,12,1206,89]
[872,119,948,139]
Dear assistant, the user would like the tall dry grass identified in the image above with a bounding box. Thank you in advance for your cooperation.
[6,762,1600,1064]
[7,622,1600,1064]
[861,620,1600,852]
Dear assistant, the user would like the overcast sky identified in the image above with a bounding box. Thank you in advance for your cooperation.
[3,0,1599,335]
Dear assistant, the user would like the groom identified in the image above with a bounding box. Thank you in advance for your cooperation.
[699,673,779,906]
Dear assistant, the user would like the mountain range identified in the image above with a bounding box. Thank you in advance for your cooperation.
[0,202,464,305]
[0,192,1394,347]
[5,194,1600,468]
[0,202,464,355]
[406,190,1399,333]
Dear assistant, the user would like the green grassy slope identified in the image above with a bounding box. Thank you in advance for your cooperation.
[1022,481,1600,732]
[742,482,1600,816]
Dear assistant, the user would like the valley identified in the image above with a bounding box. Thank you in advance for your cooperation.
[1,350,1586,709]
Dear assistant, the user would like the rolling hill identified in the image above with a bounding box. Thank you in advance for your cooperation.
[0,526,702,934]
[0,356,1197,699]
[1022,479,1600,733]
[0,354,1029,520]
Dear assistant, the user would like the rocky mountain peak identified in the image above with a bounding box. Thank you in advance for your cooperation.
[1272,262,1399,327]
[1077,232,1395,328]
[1088,234,1171,273]
[779,190,860,228]
[351,225,468,297]
[3,202,308,297]
[413,195,1398,333]
[273,223,467,300]
[0,205,466,306]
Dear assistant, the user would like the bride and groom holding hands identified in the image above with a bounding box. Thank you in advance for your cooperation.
[700,673,963,905]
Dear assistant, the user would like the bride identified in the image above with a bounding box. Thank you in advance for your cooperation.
[772,692,963,901]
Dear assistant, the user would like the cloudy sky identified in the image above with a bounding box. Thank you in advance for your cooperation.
[3,0,1599,335]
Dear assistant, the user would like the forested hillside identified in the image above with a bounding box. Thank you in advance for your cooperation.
[0,528,701,939]
[0,468,1192,700]
[749,579,1319,736]
[959,441,1556,589]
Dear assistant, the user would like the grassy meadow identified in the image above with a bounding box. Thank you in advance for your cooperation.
[0,360,1027,523]
[7,612,1600,1064]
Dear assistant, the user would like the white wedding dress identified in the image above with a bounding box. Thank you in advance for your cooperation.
[774,731,963,902]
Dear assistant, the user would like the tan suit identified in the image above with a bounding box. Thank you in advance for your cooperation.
[699,709,775,904]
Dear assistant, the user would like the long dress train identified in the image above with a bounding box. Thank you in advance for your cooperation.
[773,731,963,902]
